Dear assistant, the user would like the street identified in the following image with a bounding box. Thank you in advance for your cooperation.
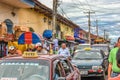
[0,0,119,80]
[82,76,108,80]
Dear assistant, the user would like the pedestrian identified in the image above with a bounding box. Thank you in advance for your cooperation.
[108,37,120,79]
[109,52,120,80]
[58,43,70,58]
[53,38,59,54]
[8,46,22,56]
[35,42,48,55]
[114,37,120,47]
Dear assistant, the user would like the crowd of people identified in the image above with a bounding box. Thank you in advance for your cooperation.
[7,40,73,59]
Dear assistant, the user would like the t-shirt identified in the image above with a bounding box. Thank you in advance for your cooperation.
[108,47,120,72]
[37,49,48,55]
[53,39,58,47]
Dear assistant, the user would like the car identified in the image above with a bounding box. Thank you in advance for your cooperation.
[0,52,81,80]
[72,48,108,80]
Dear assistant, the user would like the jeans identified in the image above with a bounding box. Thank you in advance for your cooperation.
[111,72,120,77]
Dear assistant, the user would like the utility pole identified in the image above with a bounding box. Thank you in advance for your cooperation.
[96,20,99,38]
[84,11,95,44]
[52,0,58,38]
[104,29,106,40]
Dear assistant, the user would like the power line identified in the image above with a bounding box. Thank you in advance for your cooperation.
[58,6,71,20]
[84,0,92,11]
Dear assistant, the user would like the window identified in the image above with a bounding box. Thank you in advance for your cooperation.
[0,59,50,80]
[61,60,72,76]
[53,60,63,80]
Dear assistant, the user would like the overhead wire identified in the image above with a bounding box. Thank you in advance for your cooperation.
[58,6,71,20]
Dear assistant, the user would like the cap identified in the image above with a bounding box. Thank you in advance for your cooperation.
[35,42,42,47]
[9,46,15,50]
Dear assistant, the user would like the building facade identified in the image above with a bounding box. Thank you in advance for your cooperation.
[0,0,78,40]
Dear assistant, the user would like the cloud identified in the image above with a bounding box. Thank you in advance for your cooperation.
[38,0,120,42]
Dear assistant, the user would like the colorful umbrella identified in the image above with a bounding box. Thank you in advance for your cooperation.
[18,32,41,44]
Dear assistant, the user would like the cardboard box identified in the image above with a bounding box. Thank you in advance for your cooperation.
[15,31,24,40]
[0,22,7,37]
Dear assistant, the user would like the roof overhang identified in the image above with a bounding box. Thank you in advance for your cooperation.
[0,0,35,8]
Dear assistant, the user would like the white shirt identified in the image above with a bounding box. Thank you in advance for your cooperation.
[58,48,70,57]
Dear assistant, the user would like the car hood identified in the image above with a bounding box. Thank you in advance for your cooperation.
[72,59,103,66]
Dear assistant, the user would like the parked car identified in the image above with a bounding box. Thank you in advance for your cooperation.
[0,52,81,80]
[72,48,108,80]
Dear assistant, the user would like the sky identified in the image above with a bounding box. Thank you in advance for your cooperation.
[38,0,120,43]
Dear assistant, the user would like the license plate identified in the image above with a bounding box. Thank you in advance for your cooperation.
[80,71,88,75]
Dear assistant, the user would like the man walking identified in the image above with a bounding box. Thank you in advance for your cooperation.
[108,37,120,79]
[109,51,120,80]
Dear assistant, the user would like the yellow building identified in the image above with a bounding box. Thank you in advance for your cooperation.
[0,0,79,39]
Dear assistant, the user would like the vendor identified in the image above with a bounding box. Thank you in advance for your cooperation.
[8,46,22,56]
[35,42,48,55]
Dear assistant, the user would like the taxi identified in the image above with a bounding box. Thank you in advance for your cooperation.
[0,51,81,80]
[72,48,107,80]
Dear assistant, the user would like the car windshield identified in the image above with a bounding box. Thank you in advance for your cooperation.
[0,59,49,80]
[73,51,103,60]
[77,45,90,50]
[91,46,109,55]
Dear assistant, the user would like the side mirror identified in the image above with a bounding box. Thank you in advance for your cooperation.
[104,56,108,60]
[57,77,66,80]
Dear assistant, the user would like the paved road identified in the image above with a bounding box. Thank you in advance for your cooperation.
[81,76,108,80]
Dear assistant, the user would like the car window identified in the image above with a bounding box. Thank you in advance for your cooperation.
[53,60,64,80]
[65,60,74,72]
[73,51,103,60]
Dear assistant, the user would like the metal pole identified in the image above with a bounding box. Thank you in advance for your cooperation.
[88,11,91,44]
[84,11,95,44]
[96,20,99,38]
[52,0,58,38]
[104,30,106,40]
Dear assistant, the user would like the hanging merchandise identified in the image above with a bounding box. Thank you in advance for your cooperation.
[74,28,80,38]
[43,30,52,39]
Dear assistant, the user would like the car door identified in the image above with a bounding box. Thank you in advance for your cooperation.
[66,59,81,80]
[53,60,66,80]
[60,59,80,80]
